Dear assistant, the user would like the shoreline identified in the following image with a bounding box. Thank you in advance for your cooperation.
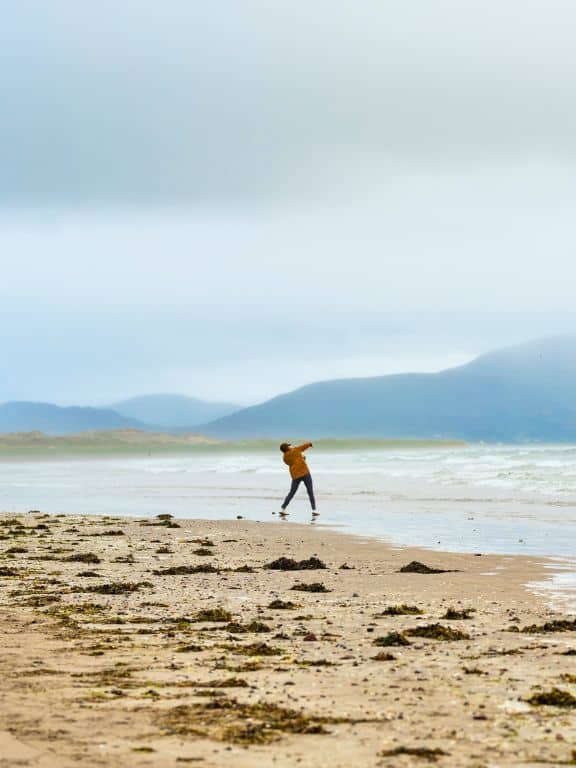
[1,511,576,767]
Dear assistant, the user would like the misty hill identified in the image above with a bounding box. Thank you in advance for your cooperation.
[0,402,144,435]
[201,337,576,441]
[111,394,239,429]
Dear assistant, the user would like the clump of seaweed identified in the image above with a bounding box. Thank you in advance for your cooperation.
[405,623,470,641]
[378,604,423,616]
[176,643,205,653]
[93,529,125,536]
[399,561,456,574]
[159,697,346,744]
[193,548,215,557]
[153,564,219,575]
[291,582,331,593]
[24,595,61,607]
[372,652,396,661]
[141,518,181,529]
[64,552,101,564]
[5,546,27,554]
[225,621,271,634]
[193,678,249,689]
[193,608,234,623]
[373,632,411,647]
[0,566,19,576]
[264,556,326,571]
[527,688,576,708]
[155,546,172,554]
[76,570,101,577]
[463,666,487,675]
[190,539,215,547]
[441,607,476,620]
[268,599,300,610]
[225,642,284,657]
[114,554,137,564]
[560,674,576,683]
[79,581,153,595]
[521,619,576,634]
[379,746,448,762]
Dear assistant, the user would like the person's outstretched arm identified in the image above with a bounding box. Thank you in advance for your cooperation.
[294,441,313,453]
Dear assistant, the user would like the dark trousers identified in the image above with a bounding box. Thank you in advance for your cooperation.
[282,473,316,510]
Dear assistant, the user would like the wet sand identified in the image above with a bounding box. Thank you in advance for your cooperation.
[1,511,575,767]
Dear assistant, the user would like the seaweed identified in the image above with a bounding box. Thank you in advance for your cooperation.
[527,688,576,708]
[159,697,347,744]
[521,619,576,634]
[373,632,411,647]
[463,666,488,675]
[225,642,284,657]
[291,582,331,593]
[141,519,181,529]
[379,746,448,762]
[405,623,470,641]
[192,548,215,557]
[399,561,456,574]
[78,581,153,595]
[224,621,271,634]
[0,567,19,576]
[176,643,205,653]
[378,604,423,616]
[153,564,219,575]
[372,651,396,661]
[5,546,27,554]
[264,556,326,571]
[268,599,300,610]
[24,595,61,607]
[64,552,101,564]
[193,607,234,623]
[76,570,101,577]
[441,608,476,620]
[193,678,249,689]
[232,565,254,573]
[113,554,136,564]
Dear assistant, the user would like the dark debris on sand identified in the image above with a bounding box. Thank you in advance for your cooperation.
[264,556,327,571]
[399,561,458,574]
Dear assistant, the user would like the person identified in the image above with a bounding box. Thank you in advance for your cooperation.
[279,441,317,515]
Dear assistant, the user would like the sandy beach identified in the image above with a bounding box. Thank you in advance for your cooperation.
[1,511,575,768]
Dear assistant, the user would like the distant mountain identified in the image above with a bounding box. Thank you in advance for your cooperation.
[0,402,144,435]
[111,394,239,429]
[201,337,576,441]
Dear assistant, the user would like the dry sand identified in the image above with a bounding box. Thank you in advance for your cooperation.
[0,511,575,767]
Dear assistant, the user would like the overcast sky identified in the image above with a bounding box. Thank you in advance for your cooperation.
[1,1,575,404]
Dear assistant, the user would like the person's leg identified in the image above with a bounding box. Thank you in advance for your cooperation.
[282,477,301,510]
[302,473,316,511]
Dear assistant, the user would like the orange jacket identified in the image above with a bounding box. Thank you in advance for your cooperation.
[283,442,313,479]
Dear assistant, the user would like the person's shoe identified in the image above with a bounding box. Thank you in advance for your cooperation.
[311,510,319,517]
